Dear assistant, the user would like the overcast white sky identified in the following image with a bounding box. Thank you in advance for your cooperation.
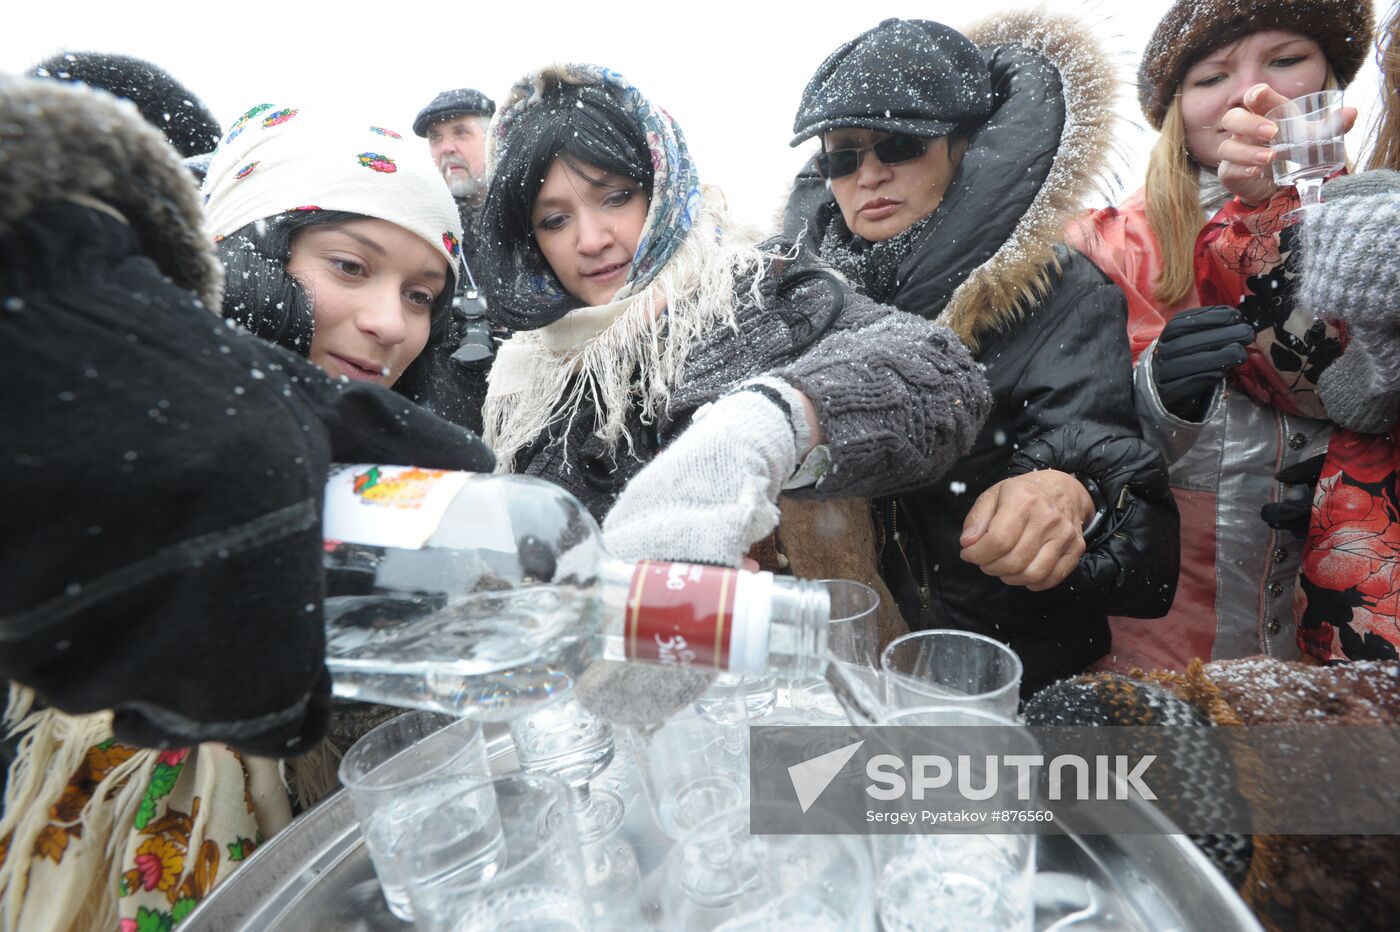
[5,0,1382,229]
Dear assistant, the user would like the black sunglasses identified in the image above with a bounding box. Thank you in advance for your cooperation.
[817,133,930,179]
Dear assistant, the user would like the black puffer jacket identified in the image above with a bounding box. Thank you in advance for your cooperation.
[788,11,1179,695]
[514,246,991,523]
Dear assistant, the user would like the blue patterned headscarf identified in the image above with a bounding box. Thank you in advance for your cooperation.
[487,64,703,311]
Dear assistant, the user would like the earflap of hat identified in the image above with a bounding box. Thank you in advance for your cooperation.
[0,75,223,311]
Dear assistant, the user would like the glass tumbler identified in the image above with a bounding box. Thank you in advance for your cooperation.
[788,579,881,722]
[402,772,592,932]
[657,802,873,931]
[881,629,1023,719]
[1267,89,1348,208]
[337,711,491,921]
[628,683,750,840]
[872,706,1037,932]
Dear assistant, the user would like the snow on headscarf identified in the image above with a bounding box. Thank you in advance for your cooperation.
[481,64,767,472]
[485,63,703,323]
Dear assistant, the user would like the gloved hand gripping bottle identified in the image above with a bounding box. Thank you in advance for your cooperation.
[322,464,831,720]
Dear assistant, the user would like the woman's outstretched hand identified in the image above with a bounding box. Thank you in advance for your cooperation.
[959,470,1094,591]
[1217,83,1357,207]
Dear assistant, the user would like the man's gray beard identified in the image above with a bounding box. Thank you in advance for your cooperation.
[446,172,482,201]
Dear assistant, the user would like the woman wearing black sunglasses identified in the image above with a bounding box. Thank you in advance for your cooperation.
[785,12,1181,697]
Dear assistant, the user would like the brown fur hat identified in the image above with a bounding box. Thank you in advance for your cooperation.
[1138,0,1376,130]
[1151,658,1400,932]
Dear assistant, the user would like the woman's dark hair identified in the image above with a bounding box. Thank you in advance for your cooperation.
[215,210,455,404]
[477,83,655,330]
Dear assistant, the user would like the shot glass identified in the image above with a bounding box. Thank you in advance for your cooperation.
[337,711,491,921]
[656,802,873,931]
[881,629,1023,720]
[509,697,641,927]
[873,706,1037,932]
[788,580,881,723]
[402,772,593,932]
[1267,90,1348,208]
[628,684,750,840]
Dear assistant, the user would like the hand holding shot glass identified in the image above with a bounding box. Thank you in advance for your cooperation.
[1218,83,1357,209]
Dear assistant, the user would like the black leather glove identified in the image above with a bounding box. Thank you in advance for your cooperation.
[1152,306,1254,421]
[1260,454,1326,540]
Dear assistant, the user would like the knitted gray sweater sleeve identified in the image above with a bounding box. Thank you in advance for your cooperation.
[772,284,991,498]
[665,257,990,499]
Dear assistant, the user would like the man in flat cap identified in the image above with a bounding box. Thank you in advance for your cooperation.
[414,88,500,433]
[416,88,495,222]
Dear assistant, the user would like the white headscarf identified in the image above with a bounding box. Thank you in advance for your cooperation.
[202,104,462,271]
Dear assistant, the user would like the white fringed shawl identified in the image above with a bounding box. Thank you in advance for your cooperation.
[482,190,770,471]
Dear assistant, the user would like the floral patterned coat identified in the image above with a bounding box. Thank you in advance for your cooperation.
[1074,187,1342,672]
[1195,191,1399,663]
[1300,428,1400,661]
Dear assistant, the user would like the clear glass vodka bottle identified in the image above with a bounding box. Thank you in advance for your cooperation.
[322,464,831,721]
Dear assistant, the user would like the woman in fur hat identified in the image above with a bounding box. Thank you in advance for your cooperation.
[475,65,991,641]
[0,84,494,930]
[783,13,1180,697]
[1068,0,1375,674]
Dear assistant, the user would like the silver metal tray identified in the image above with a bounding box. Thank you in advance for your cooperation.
[183,725,1262,931]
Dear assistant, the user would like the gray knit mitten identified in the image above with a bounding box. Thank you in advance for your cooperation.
[1297,170,1400,398]
[1317,342,1400,434]
[602,378,810,568]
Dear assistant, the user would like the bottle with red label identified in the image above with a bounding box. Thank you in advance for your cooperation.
[322,464,831,721]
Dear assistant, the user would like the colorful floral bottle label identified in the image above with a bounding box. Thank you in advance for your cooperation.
[625,561,767,672]
[323,464,470,550]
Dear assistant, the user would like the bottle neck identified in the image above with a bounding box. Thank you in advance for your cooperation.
[602,559,830,679]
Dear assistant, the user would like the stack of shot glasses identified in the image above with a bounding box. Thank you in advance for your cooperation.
[338,578,1042,931]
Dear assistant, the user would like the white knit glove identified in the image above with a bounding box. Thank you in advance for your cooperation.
[603,378,810,568]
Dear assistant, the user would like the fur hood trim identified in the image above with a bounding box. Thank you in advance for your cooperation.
[0,76,223,311]
[941,10,1117,349]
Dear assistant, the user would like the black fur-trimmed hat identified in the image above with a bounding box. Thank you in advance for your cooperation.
[29,51,223,158]
[413,88,496,137]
